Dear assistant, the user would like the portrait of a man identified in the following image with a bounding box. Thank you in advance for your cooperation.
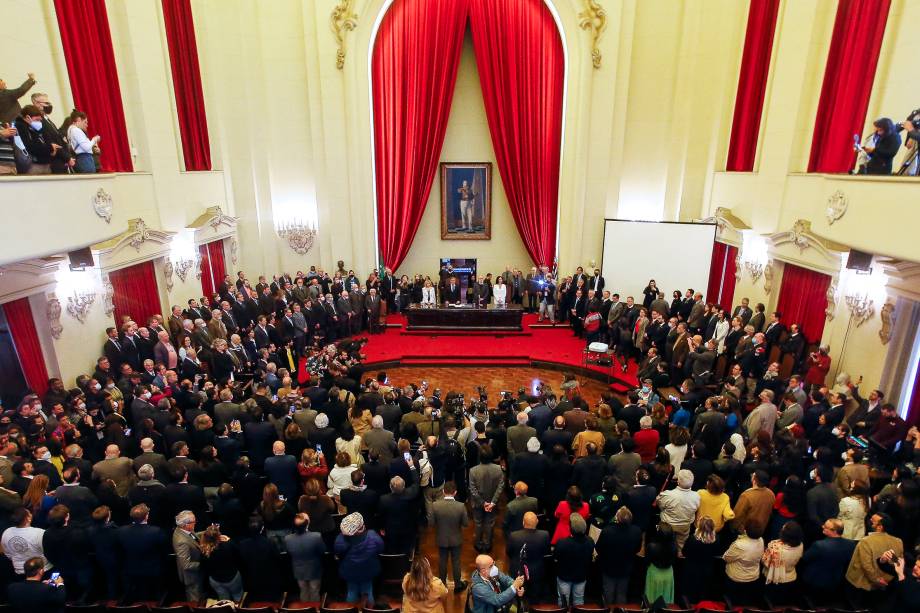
[440,162,492,240]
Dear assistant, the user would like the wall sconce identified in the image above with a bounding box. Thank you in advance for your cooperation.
[57,267,98,323]
[741,233,769,282]
[169,230,200,283]
[274,200,319,255]
[841,263,886,327]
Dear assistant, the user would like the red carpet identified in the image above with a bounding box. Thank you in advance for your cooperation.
[360,313,639,389]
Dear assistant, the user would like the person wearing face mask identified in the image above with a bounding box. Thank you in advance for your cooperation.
[470,554,524,613]
[13,104,62,174]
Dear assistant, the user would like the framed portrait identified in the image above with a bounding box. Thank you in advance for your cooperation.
[440,162,492,240]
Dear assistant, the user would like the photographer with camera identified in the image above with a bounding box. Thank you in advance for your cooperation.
[470,554,524,613]
[898,108,920,176]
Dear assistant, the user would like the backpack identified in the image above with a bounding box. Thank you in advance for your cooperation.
[445,428,465,470]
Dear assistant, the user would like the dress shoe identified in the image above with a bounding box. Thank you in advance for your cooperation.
[454,580,469,593]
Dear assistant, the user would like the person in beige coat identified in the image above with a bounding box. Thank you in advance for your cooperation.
[92,444,136,496]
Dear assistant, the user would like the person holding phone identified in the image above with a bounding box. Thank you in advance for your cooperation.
[7,556,65,612]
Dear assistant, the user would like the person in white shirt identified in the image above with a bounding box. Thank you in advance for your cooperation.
[713,310,730,353]
[1,508,47,575]
[66,110,99,174]
[493,277,508,307]
[421,279,436,308]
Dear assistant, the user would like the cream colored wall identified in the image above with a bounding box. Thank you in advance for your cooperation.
[394,33,532,279]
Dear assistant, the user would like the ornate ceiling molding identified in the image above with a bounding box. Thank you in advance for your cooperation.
[92,218,175,257]
[697,206,750,246]
[767,219,849,265]
[879,301,894,345]
[163,260,175,292]
[330,0,357,70]
[825,189,848,226]
[578,0,607,69]
[46,293,63,339]
[101,273,115,316]
[92,188,113,223]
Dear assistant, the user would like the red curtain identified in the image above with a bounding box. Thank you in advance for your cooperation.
[726,0,780,171]
[807,0,891,173]
[705,242,739,312]
[468,0,564,267]
[775,263,831,343]
[207,241,226,289]
[706,241,728,303]
[198,244,214,298]
[161,0,211,171]
[53,0,133,172]
[2,299,49,396]
[109,261,162,326]
[372,0,469,271]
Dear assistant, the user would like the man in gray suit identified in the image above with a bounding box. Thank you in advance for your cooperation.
[362,416,396,464]
[506,412,536,463]
[432,481,469,592]
[503,481,538,536]
[172,510,203,602]
[469,446,504,553]
[213,388,243,428]
[292,400,318,440]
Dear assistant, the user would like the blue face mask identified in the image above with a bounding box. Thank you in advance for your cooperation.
[29,120,43,131]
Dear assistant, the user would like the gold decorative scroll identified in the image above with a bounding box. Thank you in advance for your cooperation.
[578,0,607,69]
[331,0,358,70]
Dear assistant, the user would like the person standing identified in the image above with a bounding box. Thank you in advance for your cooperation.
[173,510,203,603]
[845,512,904,608]
[469,446,504,552]
[285,513,327,602]
[470,554,524,613]
[7,556,65,613]
[334,512,385,607]
[553,514,594,607]
[401,556,449,613]
[431,481,469,592]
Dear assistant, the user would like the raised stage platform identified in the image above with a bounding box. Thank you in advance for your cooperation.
[404,304,523,331]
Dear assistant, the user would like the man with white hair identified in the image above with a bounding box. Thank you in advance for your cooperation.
[506,411,536,462]
[656,469,701,553]
[173,510,203,602]
[264,440,299,502]
[362,414,396,464]
[743,389,778,439]
[92,444,135,496]
[154,329,179,370]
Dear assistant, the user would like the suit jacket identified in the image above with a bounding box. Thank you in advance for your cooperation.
[671,333,689,367]
[503,495,538,534]
[207,318,228,341]
[732,305,753,325]
[263,454,300,502]
[432,497,469,548]
[104,337,125,369]
[588,275,605,293]
[93,457,136,495]
[52,484,98,527]
[687,302,706,329]
[443,284,461,303]
[173,528,202,586]
[117,522,168,577]
[506,528,550,578]
[6,579,66,613]
[469,463,504,507]
[749,311,765,333]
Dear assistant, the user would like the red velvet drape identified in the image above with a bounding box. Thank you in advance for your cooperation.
[807,0,891,173]
[198,244,214,298]
[372,0,469,271]
[2,299,49,395]
[161,0,211,170]
[207,241,227,289]
[468,0,564,267]
[775,263,831,343]
[109,261,162,326]
[53,0,133,172]
[726,0,780,171]
[705,242,739,312]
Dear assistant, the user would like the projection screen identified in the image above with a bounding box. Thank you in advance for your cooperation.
[601,220,716,302]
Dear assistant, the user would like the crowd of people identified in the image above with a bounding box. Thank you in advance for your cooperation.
[0,262,918,613]
[0,73,101,176]
[854,113,920,176]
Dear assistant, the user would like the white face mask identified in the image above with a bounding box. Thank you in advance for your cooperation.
[831,427,840,437]
[809,469,817,481]
[106,383,115,390]
[94,383,102,391]
[40,451,51,461]
[78,402,86,411]
[34,404,42,411]
[489,564,499,578]
[142,392,152,400]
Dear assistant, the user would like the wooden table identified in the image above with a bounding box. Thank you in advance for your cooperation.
[404,304,524,331]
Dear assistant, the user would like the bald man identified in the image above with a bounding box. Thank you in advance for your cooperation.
[92,444,136,495]
[506,511,550,600]
[264,440,299,502]
[470,554,524,613]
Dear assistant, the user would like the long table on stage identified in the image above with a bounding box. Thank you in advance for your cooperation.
[404,304,523,331]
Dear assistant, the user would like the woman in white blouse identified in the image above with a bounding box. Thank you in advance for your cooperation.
[723,523,764,605]
[66,110,100,174]
[421,279,436,307]
[713,309,730,353]
[838,479,869,540]
[493,276,508,307]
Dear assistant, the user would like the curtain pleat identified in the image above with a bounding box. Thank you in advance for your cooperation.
[2,298,49,395]
[775,263,832,343]
[109,261,162,326]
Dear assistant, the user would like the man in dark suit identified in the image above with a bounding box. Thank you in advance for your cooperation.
[52,467,98,527]
[7,556,66,613]
[340,470,380,528]
[103,327,125,371]
[732,298,753,326]
[164,466,208,523]
[503,481,539,535]
[781,324,805,368]
[506,511,550,600]
[378,475,420,554]
[263,441,300,503]
[763,311,786,349]
[432,481,469,592]
[117,504,169,603]
[800,518,857,602]
[443,277,461,304]
[570,289,587,337]
[588,268,605,293]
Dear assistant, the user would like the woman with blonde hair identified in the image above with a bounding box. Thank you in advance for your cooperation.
[199,524,243,601]
[402,555,448,613]
[298,448,329,493]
